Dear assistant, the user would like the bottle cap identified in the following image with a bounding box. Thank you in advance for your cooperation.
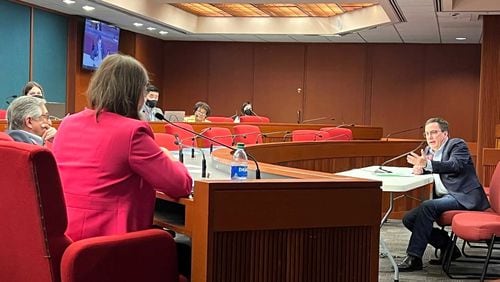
[237,143,245,149]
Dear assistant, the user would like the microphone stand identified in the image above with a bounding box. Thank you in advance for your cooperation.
[376,141,426,173]
[156,113,261,179]
[174,139,207,178]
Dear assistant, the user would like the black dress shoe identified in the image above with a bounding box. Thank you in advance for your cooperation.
[398,255,423,272]
[429,244,462,265]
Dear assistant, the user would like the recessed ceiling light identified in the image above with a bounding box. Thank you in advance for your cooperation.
[159,31,168,35]
[62,0,76,4]
[82,5,95,11]
[133,22,143,27]
[455,37,467,41]
[147,27,157,31]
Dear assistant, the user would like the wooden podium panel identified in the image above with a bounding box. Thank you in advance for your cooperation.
[156,179,381,282]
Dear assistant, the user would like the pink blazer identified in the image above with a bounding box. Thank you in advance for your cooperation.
[52,109,192,241]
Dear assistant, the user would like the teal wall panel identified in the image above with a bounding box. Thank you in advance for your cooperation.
[33,9,68,103]
[0,1,30,109]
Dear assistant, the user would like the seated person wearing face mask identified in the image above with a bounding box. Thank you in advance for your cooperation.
[6,96,57,146]
[22,81,45,99]
[141,84,163,121]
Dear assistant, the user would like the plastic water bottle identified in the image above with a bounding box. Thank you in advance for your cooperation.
[231,143,248,180]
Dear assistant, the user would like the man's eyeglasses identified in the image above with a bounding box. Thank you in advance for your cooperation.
[423,130,441,138]
[36,113,50,121]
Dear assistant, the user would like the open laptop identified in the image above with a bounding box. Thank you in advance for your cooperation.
[163,110,185,122]
[45,102,66,119]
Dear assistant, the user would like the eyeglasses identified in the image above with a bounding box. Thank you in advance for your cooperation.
[423,130,442,138]
[195,110,207,116]
[36,113,50,121]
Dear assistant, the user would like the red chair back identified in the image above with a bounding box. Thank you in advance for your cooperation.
[0,132,13,141]
[154,133,179,151]
[320,127,353,140]
[0,109,6,119]
[291,130,330,142]
[206,116,233,123]
[200,127,233,148]
[233,125,263,145]
[0,141,71,282]
[239,116,270,123]
[164,123,197,147]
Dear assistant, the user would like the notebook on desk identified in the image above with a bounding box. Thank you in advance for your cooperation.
[164,111,185,122]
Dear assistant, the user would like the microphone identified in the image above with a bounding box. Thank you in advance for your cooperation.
[376,140,426,173]
[385,125,424,141]
[173,134,184,163]
[301,116,336,124]
[174,138,207,178]
[155,113,261,179]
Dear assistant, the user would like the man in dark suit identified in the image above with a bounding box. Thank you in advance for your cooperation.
[397,117,490,271]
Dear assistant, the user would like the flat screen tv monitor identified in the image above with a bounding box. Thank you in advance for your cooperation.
[82,18,120,70]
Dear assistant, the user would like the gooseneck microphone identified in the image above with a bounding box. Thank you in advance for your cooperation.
[301,116,336,124]
[155,113,261,179]
[385,125,424,141]
[376,140,426,173]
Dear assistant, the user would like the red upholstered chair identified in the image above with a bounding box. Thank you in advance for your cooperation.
[164,122,197,148]
[443,162,500,280]
[0,109,6,119]
[239,115,270,123]
[0,132,13,141]
[291,129,330,142]
[320,127,353,141]
[0,141,182,282]
[233,124,263,145]
[154,133,179,151]
[206,116,234,123]
[200,127,233,148]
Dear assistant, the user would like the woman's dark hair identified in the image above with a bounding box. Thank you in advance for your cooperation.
[241,101,254,116]
[193,101,211,116]
[22,81,44,97]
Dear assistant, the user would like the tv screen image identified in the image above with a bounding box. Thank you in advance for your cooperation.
[82,18,120,70]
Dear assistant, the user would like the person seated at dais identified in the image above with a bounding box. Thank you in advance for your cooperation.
[184,101,211,123]
[22,81,45,99]
[6,96,57,145]
[141,83,163,121]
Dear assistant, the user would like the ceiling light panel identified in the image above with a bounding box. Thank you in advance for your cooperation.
[213,4,270,17]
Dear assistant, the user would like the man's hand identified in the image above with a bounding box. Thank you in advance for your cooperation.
[407,149,427,167]
[42,126,57,142]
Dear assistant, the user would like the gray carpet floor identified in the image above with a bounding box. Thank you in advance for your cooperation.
[379,219,500,282]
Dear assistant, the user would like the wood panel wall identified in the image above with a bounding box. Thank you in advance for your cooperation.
[159,42,481,141]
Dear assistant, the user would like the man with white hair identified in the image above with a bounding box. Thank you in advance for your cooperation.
[6,96,57,145]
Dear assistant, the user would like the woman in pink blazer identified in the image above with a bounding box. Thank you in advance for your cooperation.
[52,54,192,241]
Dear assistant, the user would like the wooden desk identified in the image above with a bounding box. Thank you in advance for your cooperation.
[243,139,430,219]
[154,148,382,282]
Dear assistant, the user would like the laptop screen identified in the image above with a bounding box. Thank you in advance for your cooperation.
[163,111,185,122]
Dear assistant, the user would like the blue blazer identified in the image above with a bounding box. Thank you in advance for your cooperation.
[426,138,489,210]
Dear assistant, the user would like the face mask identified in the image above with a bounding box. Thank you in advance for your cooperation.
[145,99,157,108]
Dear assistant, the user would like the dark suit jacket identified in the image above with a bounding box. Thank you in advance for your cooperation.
[426,138,489,210]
